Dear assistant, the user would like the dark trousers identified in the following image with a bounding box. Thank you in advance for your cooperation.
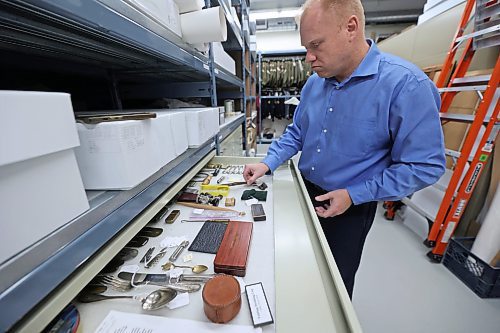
[303,178,377,299]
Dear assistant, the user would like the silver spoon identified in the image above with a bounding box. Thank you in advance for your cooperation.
[78,288,177,311]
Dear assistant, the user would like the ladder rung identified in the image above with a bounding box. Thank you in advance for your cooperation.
[440,113,500,125]
[474,34,500,50]
[455,24,500,44]
[476,17,500,31]
[476,1,500,21]
[445,148,474,162]
[452,75,491,85]
[438,85,488,92]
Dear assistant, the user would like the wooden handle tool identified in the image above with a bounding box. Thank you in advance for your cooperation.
[177,202,243,214]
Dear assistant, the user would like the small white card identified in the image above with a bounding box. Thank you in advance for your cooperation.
[160,236,188,248]
[167,292,189,309]
[245,198,259,206]
[245,283,274,327]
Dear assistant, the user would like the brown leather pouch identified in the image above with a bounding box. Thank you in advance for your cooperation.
[177,192,198,203]
[202,274,241,323]
[214,221,253,277]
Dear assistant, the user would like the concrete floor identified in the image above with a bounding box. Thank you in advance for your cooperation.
[353,205,500,333]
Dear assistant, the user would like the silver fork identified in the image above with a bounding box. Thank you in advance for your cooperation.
[94,275,201,293]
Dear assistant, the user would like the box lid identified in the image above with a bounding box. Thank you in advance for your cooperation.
[214,221,253,270]
[0,91,80,167]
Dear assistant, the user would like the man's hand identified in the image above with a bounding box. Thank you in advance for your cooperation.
[243,163,270,185]
[314,189,353,218]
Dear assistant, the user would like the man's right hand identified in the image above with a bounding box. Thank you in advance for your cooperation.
[243,163,270,185]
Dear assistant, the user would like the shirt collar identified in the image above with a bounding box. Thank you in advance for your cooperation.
[326,39,381,85]
[351,39,381,78]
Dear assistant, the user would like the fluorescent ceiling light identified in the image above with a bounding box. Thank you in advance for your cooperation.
[250,8,302,20]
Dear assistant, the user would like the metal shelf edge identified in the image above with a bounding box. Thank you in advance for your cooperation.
[0,141,216,332]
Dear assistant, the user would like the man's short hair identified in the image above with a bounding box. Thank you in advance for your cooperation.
[303,0,365,29]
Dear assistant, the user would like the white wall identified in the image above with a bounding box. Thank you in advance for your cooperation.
[256,23,414,53]
[256,30,304,53]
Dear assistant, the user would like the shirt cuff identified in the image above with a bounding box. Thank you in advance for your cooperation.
[262,156,281,172]
[346,182,373,205]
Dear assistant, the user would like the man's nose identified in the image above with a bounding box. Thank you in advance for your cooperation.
[305,51,316,63]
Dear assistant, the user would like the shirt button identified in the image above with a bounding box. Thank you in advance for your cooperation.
[329,107,333,112]
[311,167,315,171]
[323,129,327,133]
[317,149,321,153]
[335,86,340,90]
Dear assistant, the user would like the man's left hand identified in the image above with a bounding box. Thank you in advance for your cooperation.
[314,189,353,218]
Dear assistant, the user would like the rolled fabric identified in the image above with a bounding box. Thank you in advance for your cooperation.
[180,7,227,44]
[174,0,204,14]
[471,185,500,264]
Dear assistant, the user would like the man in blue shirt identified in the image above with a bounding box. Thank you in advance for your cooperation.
[244,0,446,298]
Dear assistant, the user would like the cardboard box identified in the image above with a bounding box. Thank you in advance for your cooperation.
[167,108,220,147]
[154,110,189,157]
[124,0,182,37]
[0,91,89,265]
[213,42,236,75]
[75,119,163,190]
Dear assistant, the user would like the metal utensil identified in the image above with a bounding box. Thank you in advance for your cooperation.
[117,271,214,284]
[115,248,139,261]
[161,262,208,274]
[169,241,189,262]
[140,247,155,265]
[94,275,201,293]
[145,248,167,268]
[78,288,177,311]
[142,288,178,310]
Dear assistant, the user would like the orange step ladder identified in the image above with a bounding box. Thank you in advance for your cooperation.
[426,0,500,262]
[384,0,499,262]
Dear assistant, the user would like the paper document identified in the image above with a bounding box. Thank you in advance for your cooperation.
[95,310,262,333]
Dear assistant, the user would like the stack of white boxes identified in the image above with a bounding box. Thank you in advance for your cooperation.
[75,119,164,190]
[98,0,182,39]
[74,107,219,190]
[167,107,220,147]
[0,91,90,265]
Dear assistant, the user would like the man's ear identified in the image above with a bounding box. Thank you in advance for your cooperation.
[346,15,359,40]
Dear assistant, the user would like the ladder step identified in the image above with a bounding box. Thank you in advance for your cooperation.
[438,85,488,92]
[476,0,500,21]
[454,24,500,44]
[474,33,500,50]
[452,75,491,85]
[445,148,474,162]
[440,112,500,125]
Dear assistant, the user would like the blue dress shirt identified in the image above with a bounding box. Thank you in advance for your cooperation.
[262,40,446,205]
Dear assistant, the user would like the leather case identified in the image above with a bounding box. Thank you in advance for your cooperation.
[214,221,253,277]
[177,192,198,203]
[203,274,241,323]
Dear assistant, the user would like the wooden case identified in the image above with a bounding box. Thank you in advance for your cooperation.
[214,221,253,277]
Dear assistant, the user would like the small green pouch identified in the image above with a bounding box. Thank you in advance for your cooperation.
[241,189,268,201]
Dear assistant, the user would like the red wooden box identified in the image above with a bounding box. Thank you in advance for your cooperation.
[214,221,253,277]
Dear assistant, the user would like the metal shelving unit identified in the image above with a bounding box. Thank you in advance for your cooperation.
[0,0,249,330]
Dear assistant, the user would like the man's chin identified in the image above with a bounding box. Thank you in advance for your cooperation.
[313,69,331,78]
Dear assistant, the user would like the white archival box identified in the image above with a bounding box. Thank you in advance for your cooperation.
[213,42,236,75]
[167,107,220,147]
[0,91,89,265]
[75,119,165,190]
[152,110,188,157]
[123,0,182,37]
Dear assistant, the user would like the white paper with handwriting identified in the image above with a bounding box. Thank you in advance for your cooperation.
[95,310,262,333]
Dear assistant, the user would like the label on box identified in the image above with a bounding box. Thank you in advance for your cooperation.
[245,283,273,327]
